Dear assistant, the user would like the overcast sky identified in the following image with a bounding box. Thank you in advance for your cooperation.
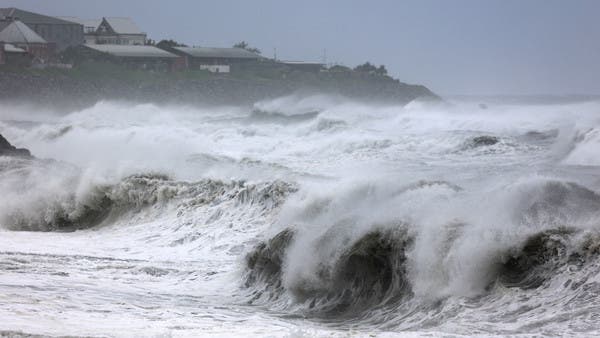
[2,0,599,96]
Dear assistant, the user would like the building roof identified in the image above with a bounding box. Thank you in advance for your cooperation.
[0,8,78,25]
[102,17,143,35]
[84,44,178,58]
[58,17,101,30]
[3,43,27,53]
[173,47,262,59]
[281,61,325,66]
[0,20,46,44]
[60,17,141,35]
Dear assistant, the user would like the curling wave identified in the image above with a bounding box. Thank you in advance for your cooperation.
[243,178,600,320]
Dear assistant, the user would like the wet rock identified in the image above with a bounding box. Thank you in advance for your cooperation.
[470,135,499,147]
[0,134,32,157]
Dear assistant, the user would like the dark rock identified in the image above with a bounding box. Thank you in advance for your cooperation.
[0,134,32,157]
[522,129,559,141]
[470,135,499,147]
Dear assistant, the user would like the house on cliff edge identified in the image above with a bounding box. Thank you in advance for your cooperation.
[80,44,181,71]
[0,19,50,63]
[0,8,83,51]
[62,17,146,45]
[170,47,264,73]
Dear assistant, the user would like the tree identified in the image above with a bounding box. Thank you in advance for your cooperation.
[375,65,388,76]
[354,62,377,73]
[233,41,261,54]
[354,62,388,76]
[156,39,188,49]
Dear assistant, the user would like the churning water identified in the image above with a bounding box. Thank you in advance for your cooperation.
[1,95,600,337]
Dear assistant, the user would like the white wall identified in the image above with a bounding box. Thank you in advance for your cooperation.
[199,65,230,73]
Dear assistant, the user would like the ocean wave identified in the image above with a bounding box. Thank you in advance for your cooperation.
[562,127,600,166]
[242,178,600,318]
[245,226,412,317]
[247,109,320,124]
[1,168,297,232]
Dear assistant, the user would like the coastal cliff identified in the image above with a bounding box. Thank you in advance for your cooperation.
[0,64,439,110]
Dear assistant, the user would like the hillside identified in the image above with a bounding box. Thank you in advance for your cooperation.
[0,62,439,110]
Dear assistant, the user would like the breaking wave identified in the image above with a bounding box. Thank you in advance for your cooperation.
[3,97,600,335]
[0,163,296,232]
[247,109,320,124]
[243,178,600,321]
[562,127,600,166]
[245,226,412,317]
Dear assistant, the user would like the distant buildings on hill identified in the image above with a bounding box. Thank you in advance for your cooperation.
[0,7,326,73]
[0,20,49,63]
[0,7,83,51]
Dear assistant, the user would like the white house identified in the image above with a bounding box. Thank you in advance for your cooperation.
[61,17,146,45]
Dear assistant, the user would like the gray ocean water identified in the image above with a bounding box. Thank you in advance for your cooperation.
[1,95,600,337]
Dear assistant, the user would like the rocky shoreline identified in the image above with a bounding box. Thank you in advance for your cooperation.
[0,70,439,111]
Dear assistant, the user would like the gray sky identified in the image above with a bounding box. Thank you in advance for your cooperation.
[2,0,599,96]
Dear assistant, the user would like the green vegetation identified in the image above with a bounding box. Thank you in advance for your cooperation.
[155,39,188,49]
[232,41,261,54]
[354,62,388,76]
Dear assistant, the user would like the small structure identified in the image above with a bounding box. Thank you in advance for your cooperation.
[0,19,51,62]
[0,8,83,51]
[281,61,325,73]
[171,47,263,72]
[81,44,180,71]
[0,42,33,66]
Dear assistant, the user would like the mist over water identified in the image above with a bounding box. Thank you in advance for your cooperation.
[1,95,600,336]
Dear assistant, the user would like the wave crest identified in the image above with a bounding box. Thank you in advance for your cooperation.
[245,226,413,317]
[2,172,297,232]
